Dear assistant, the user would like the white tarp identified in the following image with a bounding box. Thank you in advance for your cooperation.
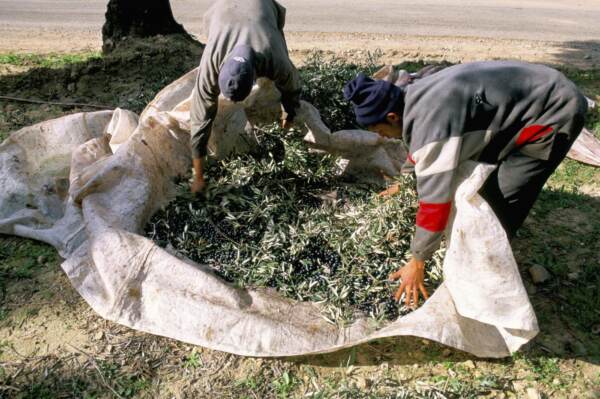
[0,68,556,358]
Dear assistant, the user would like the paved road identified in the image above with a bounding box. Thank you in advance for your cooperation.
[1,0,600,42]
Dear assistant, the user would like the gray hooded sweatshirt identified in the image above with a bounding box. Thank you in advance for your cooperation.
[190,0,301,159]
[402,61,587,260]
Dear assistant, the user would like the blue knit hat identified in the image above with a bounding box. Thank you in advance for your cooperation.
[219,45,256,102]
[343,73,404,126]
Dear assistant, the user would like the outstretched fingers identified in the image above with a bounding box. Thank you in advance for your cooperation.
[389,269,402,281]
[378,183,400,198]
[404,286,412,307]
[419,283,429,300]
[394,282,406,302]
[412,286,419,308]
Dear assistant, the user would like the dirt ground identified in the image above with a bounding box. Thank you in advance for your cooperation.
[1,30,600,71]
[0,36,599,398]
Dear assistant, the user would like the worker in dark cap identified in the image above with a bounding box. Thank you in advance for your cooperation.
[190,0,301,193]
[344,61,588,308]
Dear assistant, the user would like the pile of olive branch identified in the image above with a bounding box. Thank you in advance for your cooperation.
[146,125,445,326]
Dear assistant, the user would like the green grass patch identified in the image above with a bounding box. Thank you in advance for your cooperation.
[525,356,561,385]
[184,349,203,369]
[562,68,600,103]
[271,371,299,398]
[15,360,150,399]
[550,159,600,192]
[0,52,101,69]
[98,361,150,398]
[0,238,58,299]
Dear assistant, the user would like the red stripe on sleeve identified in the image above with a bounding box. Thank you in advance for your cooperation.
[407,153,416,164]
[416,201,452,232]
[516,125,553,147]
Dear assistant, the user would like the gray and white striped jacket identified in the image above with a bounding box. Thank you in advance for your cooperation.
[402,61,587,260]
[190,0,301,158]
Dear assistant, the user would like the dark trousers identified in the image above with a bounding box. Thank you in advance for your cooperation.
[479,131,582,239]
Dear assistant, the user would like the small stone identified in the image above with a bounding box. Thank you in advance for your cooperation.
[526,284,537,295]
[103,38,115,51]
[442,349,452,357]
[529,265,551,284]
[165,243,178,255]
[385,231,397,242]
[37,255,47,265]
[315,190,338,207]
[567,272,579,281]
[512,380,526,392]
[538,335,566,356]
[526,387,541,399]
[67,83,75,92]
[356,377,372,390]
[566,339,587,356]
[94,331,104,340]
[592,324,600,335]
[583,54,592,60]
[463,360,476,369]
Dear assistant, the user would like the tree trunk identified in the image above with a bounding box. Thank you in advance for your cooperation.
[102,0,189,52]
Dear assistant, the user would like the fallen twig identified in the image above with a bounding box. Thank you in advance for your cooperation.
[67,344,125,399]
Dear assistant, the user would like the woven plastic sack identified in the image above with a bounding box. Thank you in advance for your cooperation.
[0,68,570,358]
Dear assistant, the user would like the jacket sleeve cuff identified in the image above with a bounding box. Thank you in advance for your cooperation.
[281,98,299,122]
[190,123,212,159]
[191,146,207,159]
[410,226,444,261]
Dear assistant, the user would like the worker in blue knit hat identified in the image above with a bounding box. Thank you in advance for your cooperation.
[190,0,301,194]
[344,62,587,308]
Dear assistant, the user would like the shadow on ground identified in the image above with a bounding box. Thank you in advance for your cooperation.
[0,35,203,140]
[552,40,600,71]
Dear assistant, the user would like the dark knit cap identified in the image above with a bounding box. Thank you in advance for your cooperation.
[343,73,404,126]
[218,45,256,102]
